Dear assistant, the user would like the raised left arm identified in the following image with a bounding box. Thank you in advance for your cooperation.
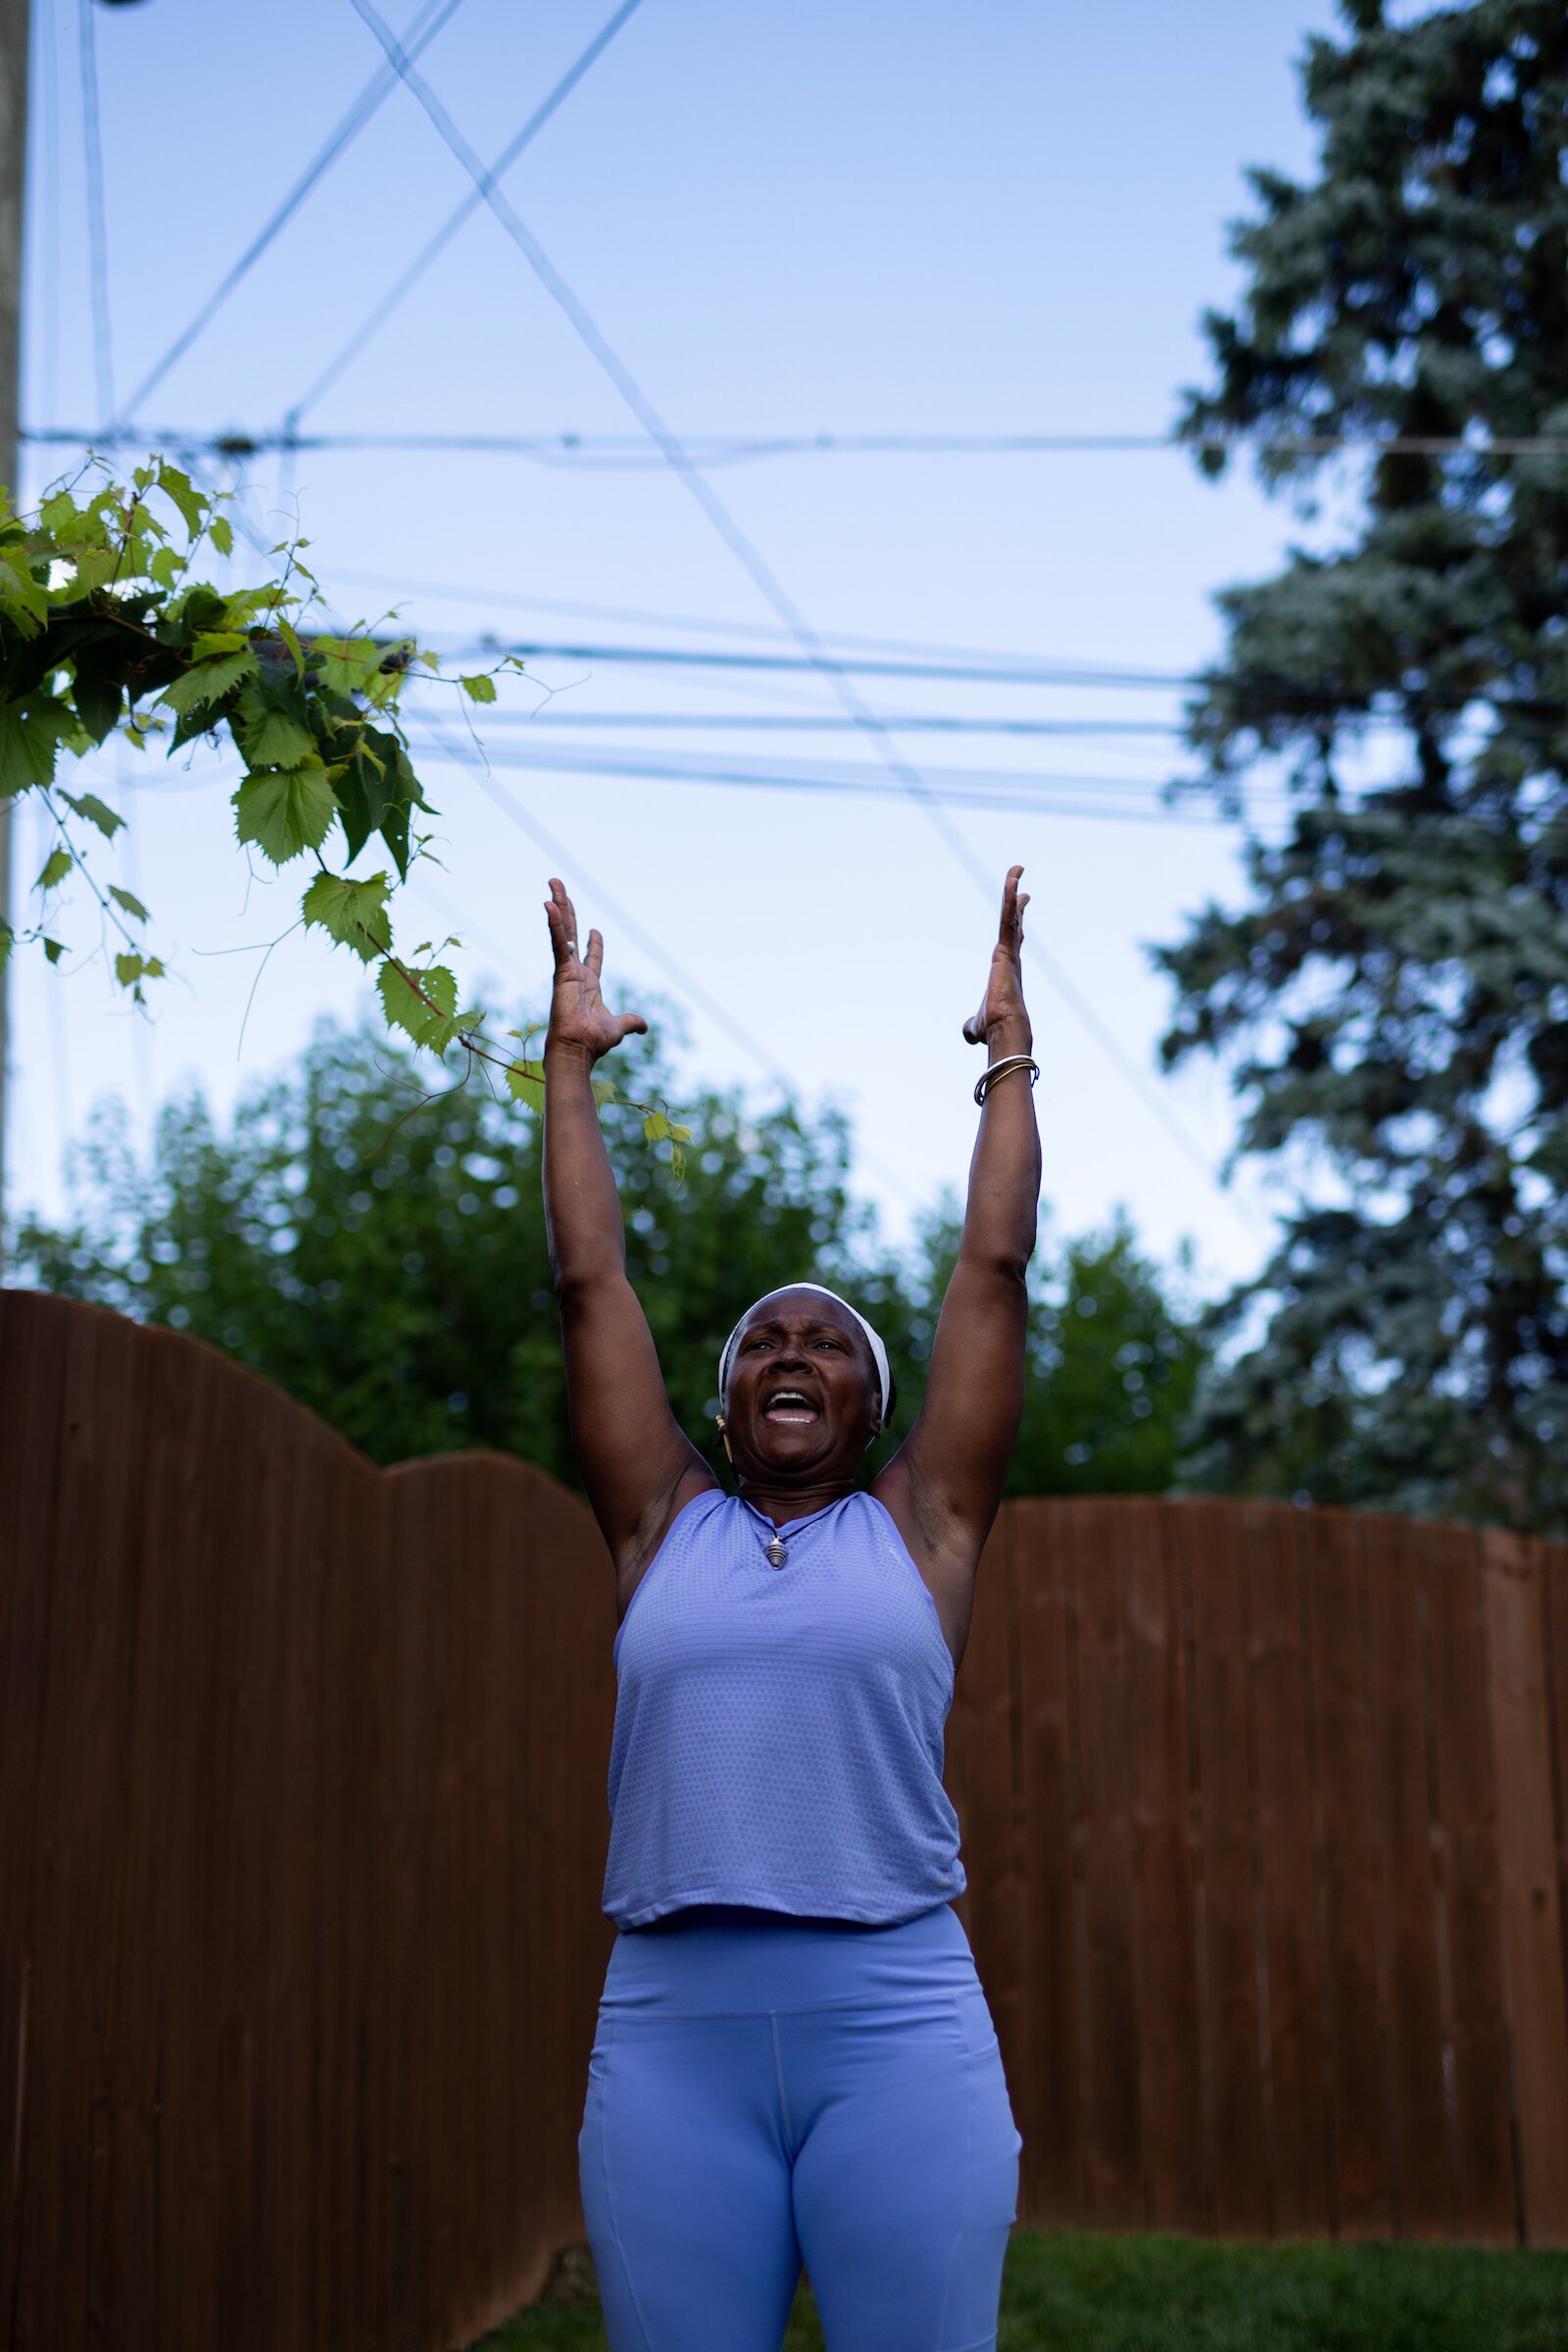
[874,866,1042,1573]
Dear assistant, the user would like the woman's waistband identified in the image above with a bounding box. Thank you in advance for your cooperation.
[600,1899,977,2013]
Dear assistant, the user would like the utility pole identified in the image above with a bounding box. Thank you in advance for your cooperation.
[0,0,29,1271]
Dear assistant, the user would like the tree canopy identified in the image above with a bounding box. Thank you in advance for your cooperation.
[1158,0,1568,1532]
[17,1015,1201,1497]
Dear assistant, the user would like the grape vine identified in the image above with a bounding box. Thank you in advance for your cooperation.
[0,458,690,1171]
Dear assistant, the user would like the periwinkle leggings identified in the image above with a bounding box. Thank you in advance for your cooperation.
[577,1901,1021,2352]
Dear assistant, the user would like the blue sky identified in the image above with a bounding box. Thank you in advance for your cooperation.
[10,0,1346,1293]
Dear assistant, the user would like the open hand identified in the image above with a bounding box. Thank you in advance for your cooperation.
[544,878,649,1062]
[962,864,1032,1052]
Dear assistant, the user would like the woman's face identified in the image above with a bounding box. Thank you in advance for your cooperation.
[722,1290,881,1483]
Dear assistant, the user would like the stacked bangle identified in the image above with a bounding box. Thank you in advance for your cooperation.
[974,1053,1040,1106]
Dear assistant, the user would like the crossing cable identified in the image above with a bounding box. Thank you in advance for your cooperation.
[416,717,926,1208]
[111,0,468,431]
[286,0,648,429]
[77,0,115,427]
[31,424,1568,464]
[174,466,924,1201]
[347,0,1259,1226]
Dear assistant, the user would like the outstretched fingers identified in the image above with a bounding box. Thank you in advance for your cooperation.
[1000,862,1028,950]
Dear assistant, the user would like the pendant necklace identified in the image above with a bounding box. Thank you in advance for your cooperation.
[742,1494,846,1571]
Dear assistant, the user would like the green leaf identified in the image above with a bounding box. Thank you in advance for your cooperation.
[60,790,124,839]
[108,884,150,923]
[275,616,306,678]
[209,515,233,558]
[378,959,469,1062]
[506,1057,546,1111]
[231,762,336,866]
[0,921,11,972]
[302,869,392,963]
[159,650,258,718]
[313,636,385,696]
[155,461,204,538]
[114,950,166,991]
[591,1074,617,1106]
[148,543,182,591]
[0,699,72,798]
[238,705,316,768]
[40,491,81,536]
[35,848,72,891]
[190,628,248,660]
[459,672,497,704]
[643,1110,671,1144]
[42,936,65,966]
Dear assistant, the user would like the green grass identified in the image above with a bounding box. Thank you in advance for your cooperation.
[477,2228,1568,2351]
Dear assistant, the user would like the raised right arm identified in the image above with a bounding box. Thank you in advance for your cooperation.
[541,879,717,1575]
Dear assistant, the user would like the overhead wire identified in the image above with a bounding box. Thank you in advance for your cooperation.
[179,459,926,1196]
[77,0,115,427]
[416,717,928,1208]
[284,0,649,428]
[26,423,1568,464]
[110,0,468,431]
[339,0,1279,1225]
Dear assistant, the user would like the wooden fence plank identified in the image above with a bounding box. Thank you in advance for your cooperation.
[1544,1541,1568,2156]
[1010,1497,1083,2227]
[1361,1511,1453,2237]
[943,1516,1027,2169]
[1482,1530,1568,2246]
[1244,1501,1332,2237]
[1422,1520,1517,2242]
[1302,1507,1395,2235]
[0,1294,71,2344]
[1068,1497,1145,2226]
[1125,1499,1206,2233]
[1182,1498,1268,2235]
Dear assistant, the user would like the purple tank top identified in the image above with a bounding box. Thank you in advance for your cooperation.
[603,1488,965,1929]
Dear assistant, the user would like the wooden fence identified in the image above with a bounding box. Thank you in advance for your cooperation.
[3,1293,1568,2352]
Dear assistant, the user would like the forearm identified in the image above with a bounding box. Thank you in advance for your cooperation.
[959,1024,1042,1278]
[542,1041,627,1298]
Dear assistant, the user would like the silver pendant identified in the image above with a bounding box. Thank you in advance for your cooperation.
[765,1537,789,1570]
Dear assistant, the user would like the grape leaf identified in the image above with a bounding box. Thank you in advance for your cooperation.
[0,700,72,797]
[377,957,458,1048]
[232,762,336,865]
[155,461,204,537]
[506,1058,546,1110]
[159,650,258,717]
[313,636,384,696]
[60,790,125,839]
[35,848,72,891]
[108,885,150,923]
[209,515,233,557]
[42,936,65,965]
[239,706,317,768]
[460,672,497,704]
[302,870,392,963]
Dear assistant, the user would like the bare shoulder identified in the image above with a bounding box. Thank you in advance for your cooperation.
[613,1459,723,1624]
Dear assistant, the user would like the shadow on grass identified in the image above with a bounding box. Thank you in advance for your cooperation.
[475,2227,1568,2350]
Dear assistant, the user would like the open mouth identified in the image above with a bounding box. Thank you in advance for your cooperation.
[761,1390,821,1427]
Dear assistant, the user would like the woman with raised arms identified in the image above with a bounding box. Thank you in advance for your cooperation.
[542,865,1041,2352]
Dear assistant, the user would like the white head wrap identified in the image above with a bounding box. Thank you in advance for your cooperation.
[718,1283,893,1422]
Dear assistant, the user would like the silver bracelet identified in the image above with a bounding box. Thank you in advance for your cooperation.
[974,1052,1040,1106]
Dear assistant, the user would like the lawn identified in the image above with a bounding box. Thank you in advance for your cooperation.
[477,2227,1568,2350]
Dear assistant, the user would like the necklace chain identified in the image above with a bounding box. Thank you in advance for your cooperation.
[741,1494,846,1571]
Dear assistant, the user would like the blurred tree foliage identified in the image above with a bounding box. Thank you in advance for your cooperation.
[1159,0,1568,1531]
[16,1013,1201,1496]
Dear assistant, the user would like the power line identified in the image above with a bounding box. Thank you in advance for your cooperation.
[406,733,1280,825]
[449,709,1191,739]
[285,0,648,428]
[347,0,1263,1227]
[26,422,1568,465]
[76,0,113,427]
[110,0,467,430]
[418,717,927,1208]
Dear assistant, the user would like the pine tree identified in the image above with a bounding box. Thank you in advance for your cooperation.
[1158,0,1568,1530]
